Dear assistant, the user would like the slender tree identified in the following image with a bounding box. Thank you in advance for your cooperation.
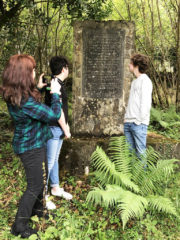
[176,0,180,110]
[111,0,179,109]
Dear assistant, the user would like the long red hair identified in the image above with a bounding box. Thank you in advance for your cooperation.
[1,54,41,106]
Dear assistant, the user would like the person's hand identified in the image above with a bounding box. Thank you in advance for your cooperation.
[51,78,61,95]
[37,73,47,89]
[65,132,71,139]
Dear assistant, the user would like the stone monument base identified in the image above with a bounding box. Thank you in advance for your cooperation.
[59,136,180,176]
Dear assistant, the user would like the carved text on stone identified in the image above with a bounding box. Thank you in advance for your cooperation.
[82,29,125,98]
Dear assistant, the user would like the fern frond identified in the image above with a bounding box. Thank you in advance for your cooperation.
[148,159,177,182]
[117,190,148,229]
[159,120,169,128]
[150,107,162,122]
[86,186,104,206]
[147,195,177,217]
[168,121,180,127]
[131,159,156,195]
[103,185,124,206]
[94,169,140,193]
[91,146,116,175]
[86,185,124,207]
[91,146,117,184]
[146,146,161,165]
[117,172,140,193]
[139,175,156,195]
[108,136,132,175]
[131,148,176,195]
[156,159,177,176]
[93,171,109,187]
[91,146,140,193]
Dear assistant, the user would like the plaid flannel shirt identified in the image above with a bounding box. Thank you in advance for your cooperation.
[7,93,62,154]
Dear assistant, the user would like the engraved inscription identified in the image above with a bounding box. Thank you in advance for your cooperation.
[82,29,125,98]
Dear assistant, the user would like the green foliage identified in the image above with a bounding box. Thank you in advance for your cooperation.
[63,0,113,20]
[0,115,180,239]
[0,0,112,77]
[92,145,139,193]
[149,106,180,140]
[86,136,178,229]
[109,0,179,109]
[147,195,177,216]
[0,145,180,239]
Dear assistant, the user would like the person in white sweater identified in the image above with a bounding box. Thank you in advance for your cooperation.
[124,53,153,159]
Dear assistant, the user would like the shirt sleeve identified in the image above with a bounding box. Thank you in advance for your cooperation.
[139,78,153,122]
[23,94,62,123]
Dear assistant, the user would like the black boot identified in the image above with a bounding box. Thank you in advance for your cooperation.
[20,226,38,239]
[11,223,38,239]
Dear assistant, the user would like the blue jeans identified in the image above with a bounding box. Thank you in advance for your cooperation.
[46,126,63,188]
[124,122,148,157]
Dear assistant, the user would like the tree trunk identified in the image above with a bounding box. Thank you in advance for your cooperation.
[176,0,180,111]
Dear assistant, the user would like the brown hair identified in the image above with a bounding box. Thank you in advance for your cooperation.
[1,54,41,106]
[130,53,149,73]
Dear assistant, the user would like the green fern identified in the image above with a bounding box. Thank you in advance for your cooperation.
[117,190,148,229]
[108,136,133,175]
[148,159,178,181]
[86,136,178,229]
[147,195,177,216]
[87,185,123,207]
[91,146,139,193]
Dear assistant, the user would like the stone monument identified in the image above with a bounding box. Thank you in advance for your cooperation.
[59,21,180,176]
[72,20,135,136]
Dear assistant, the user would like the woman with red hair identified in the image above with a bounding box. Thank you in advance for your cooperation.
[1,54,62,238]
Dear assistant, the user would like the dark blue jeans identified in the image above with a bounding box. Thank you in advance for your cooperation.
[14,147,47,232]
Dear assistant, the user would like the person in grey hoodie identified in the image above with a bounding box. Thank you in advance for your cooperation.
[124,53,153,159]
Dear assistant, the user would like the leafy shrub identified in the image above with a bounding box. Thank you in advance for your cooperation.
[149,106,180,140]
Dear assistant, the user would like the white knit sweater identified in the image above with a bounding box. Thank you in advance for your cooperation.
[124,73,153,125]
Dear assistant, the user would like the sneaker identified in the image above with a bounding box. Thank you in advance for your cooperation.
[45,195,56,210]
[51,187,73,200]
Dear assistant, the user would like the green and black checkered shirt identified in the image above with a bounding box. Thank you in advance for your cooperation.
[7,93,62,154]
